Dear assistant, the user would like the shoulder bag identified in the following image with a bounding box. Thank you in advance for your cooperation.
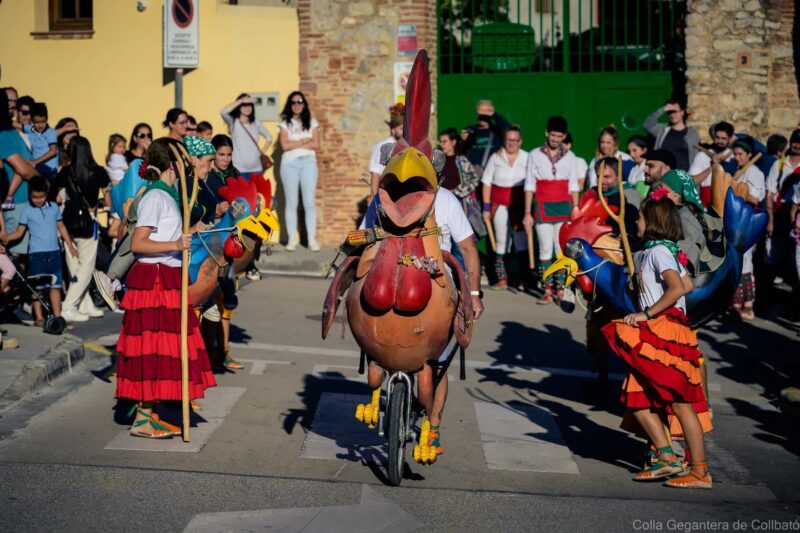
[239,121,273,172]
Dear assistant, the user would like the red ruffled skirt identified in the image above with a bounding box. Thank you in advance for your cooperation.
[115,262,216,402]
[602,307,706,408]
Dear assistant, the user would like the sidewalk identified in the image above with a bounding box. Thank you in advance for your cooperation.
[0,324,85,413]
[256,243,339,278]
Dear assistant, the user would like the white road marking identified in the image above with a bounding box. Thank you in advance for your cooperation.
[184,485,423,533]
[474,401,581,474]
[235,358,293,376]
[300,392,385,462]
[105,387,246,453]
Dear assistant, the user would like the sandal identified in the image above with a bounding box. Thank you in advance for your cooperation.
[128,405,173,439]
[150,413,181,437]
[223,356,244,370]
[191,400,203,411]
[665,461,712,489]
[634,447,683,481]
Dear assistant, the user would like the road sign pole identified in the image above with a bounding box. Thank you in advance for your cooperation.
[175,68,184,109]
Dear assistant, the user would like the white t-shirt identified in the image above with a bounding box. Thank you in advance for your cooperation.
[766,156,800,196]
[635,245,688,313]
[135,188,182,267]
[628,161,647,185]
[575,156,588,182]
[481,149,528,188]
[587,151,632,188]
[278,117,320,163]
[369,135,395,175]
[525,147,580,193]
[736,165,766,203]
[361,188,473,253]
[688,150,733,187]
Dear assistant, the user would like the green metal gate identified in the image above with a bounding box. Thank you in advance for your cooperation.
[437,0,686,159]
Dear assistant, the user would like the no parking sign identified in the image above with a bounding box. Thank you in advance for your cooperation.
[164,0,199,68]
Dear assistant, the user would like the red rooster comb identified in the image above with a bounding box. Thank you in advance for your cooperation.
[218,176,257,211]
[394,50,432,159]
[559,216,613,251]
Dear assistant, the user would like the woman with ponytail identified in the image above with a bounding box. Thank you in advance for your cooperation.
[115,138,216,439]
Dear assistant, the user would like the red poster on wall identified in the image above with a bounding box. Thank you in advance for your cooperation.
[397,24,418,56]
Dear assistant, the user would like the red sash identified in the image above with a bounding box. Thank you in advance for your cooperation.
[535,180,572,223]
[490,185,525,227]
[700,185,711,208]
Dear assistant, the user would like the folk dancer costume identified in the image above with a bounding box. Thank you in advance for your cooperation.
[525,144,579,300]
[481,147,528,286]
[115,155,216,438]
[602,238,713,457]
[730,156,766,316]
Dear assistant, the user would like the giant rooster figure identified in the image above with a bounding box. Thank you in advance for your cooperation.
[321,50,473,466]
[545,187,767,327]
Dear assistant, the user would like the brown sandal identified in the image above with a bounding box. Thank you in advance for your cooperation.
[665,461,712,489]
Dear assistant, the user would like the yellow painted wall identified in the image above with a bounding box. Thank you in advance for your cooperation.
[0,0,298,179]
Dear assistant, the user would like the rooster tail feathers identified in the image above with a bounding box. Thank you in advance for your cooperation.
[722,188,768,252]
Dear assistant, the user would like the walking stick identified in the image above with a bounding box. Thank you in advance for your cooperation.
[170,144,198,442]
[485,214,497,252]
[597,159,635,278]
[526,228,535,270]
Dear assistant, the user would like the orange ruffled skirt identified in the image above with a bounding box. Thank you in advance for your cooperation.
[602,307,713,435]
[115,262,216,402]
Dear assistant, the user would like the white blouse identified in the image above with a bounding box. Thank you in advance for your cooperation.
[481,149,529,188]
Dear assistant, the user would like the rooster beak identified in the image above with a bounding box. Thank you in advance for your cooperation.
[542,253,578,287]
[381,147,438,190]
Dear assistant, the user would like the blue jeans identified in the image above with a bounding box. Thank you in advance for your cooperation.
[280,155,318,244]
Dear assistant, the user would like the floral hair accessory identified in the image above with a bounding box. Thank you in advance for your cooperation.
[138,161,161,178]
[649,186,669,201]
[677,251,689,267]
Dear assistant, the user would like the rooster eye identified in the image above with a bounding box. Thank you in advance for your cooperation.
[231,199,246,218]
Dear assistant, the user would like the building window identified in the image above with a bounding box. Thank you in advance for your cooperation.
[49,0,93,31]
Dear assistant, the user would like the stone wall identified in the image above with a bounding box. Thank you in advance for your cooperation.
[295,0,437,246]
[686,0,799,140]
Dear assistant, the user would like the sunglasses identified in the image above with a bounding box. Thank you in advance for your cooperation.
[291,100,304,105]
[19,109,30,116]
[136,132,152,139]
[666,110,681,115]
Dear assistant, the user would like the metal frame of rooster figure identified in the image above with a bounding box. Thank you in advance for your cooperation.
[322,50,477,486]
[110,148,280,371]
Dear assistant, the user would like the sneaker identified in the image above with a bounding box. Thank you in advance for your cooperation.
[1,200,15,211]
[81,307,105,318]
[309,241,321,252]
[92,271,118,312]
[537,291,553,305]
[490,279,507,290]
[285,242,297,252]
[61,308,89,323]
[246,269,262,281]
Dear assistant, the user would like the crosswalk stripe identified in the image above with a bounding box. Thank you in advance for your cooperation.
[474,401,581,474]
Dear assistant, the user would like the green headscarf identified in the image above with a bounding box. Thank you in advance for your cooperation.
[182,135,215,157]
[658,169,704,212]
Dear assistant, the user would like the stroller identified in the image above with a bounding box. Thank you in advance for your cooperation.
[13,270,67,335]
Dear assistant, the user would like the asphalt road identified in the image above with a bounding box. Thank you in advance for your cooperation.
[0,275,798,532]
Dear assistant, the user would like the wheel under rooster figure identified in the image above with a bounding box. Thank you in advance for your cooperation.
[543,161,768,328]
[321,50,474,486]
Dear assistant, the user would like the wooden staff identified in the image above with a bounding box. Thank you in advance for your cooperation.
[732,152,762,181]
[170,144,199,442]
[692,143,716,159]
[485,214,497,252]
[526,229,535,270]
[597,158,635,278]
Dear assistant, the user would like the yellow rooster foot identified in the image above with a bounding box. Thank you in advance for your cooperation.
[413,419,443,465]
[354,389,381,429]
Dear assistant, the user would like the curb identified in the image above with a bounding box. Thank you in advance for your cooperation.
[779,387,800,423]
[0,334,85,413]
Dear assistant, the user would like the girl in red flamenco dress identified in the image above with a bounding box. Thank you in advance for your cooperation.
[602,190,712,489]
[115,138,216,438]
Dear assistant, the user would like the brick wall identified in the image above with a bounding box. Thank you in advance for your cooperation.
[686,0,799,140]
[295,0,437,246]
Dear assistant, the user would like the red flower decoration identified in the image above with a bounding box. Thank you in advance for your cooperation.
[677,251,689,267]
[650,186,669,201]
[138,162,148,178]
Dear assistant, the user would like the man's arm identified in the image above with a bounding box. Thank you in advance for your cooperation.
[457,235,483,320]
[643,107,665,137]
[31,144,57,166]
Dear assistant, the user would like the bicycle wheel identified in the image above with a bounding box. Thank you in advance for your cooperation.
[386,380,408,486]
